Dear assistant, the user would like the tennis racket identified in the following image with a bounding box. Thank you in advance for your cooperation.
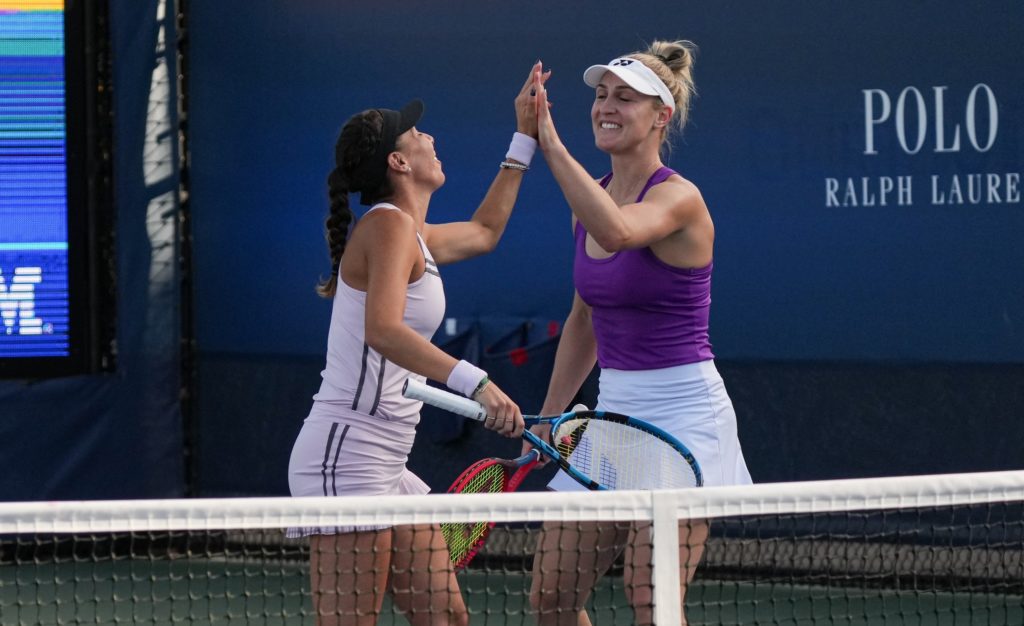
[441,449,540,569]
[403,378,702,490]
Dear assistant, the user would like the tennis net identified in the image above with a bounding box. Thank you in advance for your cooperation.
[1,470,1022,625]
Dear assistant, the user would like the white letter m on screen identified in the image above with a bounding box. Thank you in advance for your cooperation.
[0,267,42,335]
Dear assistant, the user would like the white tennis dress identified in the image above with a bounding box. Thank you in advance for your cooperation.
[547,360,752,491]
[287,203,445,533]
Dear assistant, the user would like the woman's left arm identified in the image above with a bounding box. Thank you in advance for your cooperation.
[424,62,550,265]
[423,166,526,265]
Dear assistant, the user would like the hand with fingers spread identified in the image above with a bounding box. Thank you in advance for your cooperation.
[474,382,525,438]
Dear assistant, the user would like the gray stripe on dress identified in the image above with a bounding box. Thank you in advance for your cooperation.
[351,343,370,411]
[330,424,350,496]
[368,356,387,416]
[320,422,339,496]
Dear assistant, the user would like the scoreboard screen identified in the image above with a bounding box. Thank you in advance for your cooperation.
[0,1,111,377]
[0,5,69,358]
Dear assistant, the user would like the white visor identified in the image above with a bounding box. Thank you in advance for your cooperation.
[583,57,674,113]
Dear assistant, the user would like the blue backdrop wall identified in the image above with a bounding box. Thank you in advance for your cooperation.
[187,1,1023,496]
[0,0,184,500]
[1,1,1021,501]
[189,1,1024,363]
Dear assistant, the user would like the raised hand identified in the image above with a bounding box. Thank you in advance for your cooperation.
[515,61,551,138]
[533,61,562,152]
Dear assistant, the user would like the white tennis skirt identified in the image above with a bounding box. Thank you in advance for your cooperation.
[548,360,752,491]
[287,415,429,535]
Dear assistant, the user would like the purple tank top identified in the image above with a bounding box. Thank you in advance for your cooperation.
[574,166,714,370]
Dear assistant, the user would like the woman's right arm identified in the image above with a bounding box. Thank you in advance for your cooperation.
[538,292,597,416]
[532,69,700,252]
[361,210,523,436]
[521,291,596,458]
[362,211,456,382]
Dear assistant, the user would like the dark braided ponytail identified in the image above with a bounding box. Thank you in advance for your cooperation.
[315,168,354,298]
[315,109,391,298]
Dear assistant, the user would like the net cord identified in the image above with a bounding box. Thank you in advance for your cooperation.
[2,470,1024,534]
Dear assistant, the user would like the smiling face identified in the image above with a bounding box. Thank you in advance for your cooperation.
[591,72,668,154]
[395,126,445,189]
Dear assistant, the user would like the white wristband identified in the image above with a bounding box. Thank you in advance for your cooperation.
[505,132,537,167]
[446,359,488,398]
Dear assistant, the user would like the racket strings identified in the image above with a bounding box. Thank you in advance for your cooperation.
[554,419,589,457]
[441,462,508,568]
[442,521,488,567]
[462,463,507,495]
[552,419,699,489]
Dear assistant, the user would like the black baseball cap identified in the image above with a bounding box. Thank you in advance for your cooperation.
[349,99,424,204]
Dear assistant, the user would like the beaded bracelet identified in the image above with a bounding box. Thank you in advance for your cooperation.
[499,160,529,172]
[470,376,491,400]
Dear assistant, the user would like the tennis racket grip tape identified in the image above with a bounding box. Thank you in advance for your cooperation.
[403,378,488,420]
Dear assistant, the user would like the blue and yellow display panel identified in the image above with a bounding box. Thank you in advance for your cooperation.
[0,1,69,359]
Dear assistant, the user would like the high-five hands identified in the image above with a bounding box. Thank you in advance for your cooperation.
[532,60,562,152]
[515,61,552,138]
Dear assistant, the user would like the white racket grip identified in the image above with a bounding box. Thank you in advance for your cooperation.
[402,378,488,421]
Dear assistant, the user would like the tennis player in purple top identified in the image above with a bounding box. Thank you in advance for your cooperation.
[525,41,752,625]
